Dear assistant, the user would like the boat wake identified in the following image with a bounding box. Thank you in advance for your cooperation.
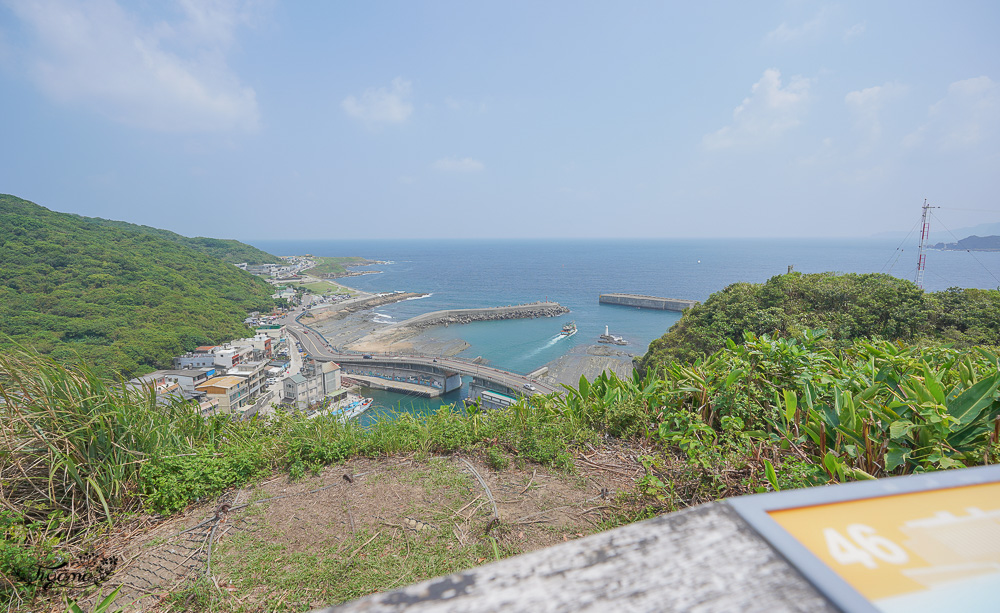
[523,335,564,359]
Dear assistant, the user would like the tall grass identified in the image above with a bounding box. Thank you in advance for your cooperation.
[2,347,593,525]
[0,348,215,532]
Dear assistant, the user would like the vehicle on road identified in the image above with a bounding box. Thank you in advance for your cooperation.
[523,383,536,390]
[363,355,373,359]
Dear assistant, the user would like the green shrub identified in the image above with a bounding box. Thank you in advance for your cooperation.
[140,444,272,514]
[485,446,509,471]
[427,405,472,451]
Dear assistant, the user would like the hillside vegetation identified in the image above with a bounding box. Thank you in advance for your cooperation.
[4,331,1000,609]
[306,256,376,277]
[0,194,276,375]
[640,271,1000,370]
[81,217,280,264]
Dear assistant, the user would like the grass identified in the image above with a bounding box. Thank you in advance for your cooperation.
[205,456,521,611]
[285,279,351,295]
[0,349,596,607]
[305,257,372,278]
[216,526,504,610]
[0,348,224,527]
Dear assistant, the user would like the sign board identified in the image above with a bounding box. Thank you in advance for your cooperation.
[729,465,1000,613]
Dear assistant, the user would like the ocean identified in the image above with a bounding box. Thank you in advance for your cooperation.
[249,238,1000,416]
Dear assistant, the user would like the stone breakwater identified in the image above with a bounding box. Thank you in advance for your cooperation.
[344,302,570,355]
[397,302,570,330]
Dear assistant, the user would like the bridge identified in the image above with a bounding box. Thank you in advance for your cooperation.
[281,309,560,407]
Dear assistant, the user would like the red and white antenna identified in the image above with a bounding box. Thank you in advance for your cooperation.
[915,199,939,290]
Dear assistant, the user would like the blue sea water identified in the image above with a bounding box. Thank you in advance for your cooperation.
[249,238,1000,415]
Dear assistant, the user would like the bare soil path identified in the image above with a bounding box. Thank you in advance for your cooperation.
[68,445,648,613]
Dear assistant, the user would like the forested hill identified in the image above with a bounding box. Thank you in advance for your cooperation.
[640,272,1000,371]
[0,194,276,375]
[85,218,280,264]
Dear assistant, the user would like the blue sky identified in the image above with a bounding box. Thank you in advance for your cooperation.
[1,1,998,240]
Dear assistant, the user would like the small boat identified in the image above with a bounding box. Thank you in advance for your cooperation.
[598,325,628,345]
[560,321,577,336]
[344,397,373,419]
[310,395,373,421]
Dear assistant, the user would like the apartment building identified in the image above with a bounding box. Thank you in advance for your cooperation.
[195,376,252,414]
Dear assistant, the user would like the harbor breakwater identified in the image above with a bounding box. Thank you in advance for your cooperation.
[394,302,570,330]
[599,293,698,312]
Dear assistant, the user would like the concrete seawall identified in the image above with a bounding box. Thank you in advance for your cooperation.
[599,293,698,312]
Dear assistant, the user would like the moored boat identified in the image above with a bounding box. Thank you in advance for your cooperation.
[309,394,374,421]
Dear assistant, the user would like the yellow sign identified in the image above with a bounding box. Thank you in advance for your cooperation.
[769,482,1000,611]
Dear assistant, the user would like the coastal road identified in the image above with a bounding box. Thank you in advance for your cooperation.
[282,309,560,397]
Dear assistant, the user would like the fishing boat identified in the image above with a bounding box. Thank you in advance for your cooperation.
[598,325,628,345]
[560,321,577,336]
[309,395,373,421]
[341,396,373,420]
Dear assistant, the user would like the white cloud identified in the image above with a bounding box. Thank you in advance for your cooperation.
[341,77,413,124]
[5,0,261,132]
[703,69,812,150]
[905,76,1000,149]
[765,8,830,44]
[845,81,906,142]
[432,157,484,172]
[844,21,866,41]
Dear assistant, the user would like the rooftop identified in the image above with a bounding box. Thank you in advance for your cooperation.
[196,376,245,390]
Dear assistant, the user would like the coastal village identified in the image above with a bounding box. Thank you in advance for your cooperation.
[125,255,368,421]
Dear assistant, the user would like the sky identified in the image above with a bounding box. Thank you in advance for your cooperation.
[1,1,998,240]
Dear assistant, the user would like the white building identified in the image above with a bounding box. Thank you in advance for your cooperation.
[282,360,342,411]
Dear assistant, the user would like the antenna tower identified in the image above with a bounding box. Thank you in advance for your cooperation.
[915,199,939,290]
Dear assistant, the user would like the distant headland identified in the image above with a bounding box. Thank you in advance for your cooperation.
[932,235,1000,252]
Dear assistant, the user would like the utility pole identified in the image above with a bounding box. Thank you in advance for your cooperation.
[915,199,939,290]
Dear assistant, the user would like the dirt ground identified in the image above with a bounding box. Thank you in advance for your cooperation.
[61,443,649,613]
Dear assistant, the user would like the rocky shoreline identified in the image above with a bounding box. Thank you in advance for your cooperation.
[537,345,636,388]
[301,292,429,323]
[319,270,384,279]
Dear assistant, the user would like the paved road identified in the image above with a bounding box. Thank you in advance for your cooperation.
[281,308,560,396]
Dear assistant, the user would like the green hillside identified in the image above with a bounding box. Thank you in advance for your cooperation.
[0,194,276,375]
[83,217,280,264]
[640,271,1000,371]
